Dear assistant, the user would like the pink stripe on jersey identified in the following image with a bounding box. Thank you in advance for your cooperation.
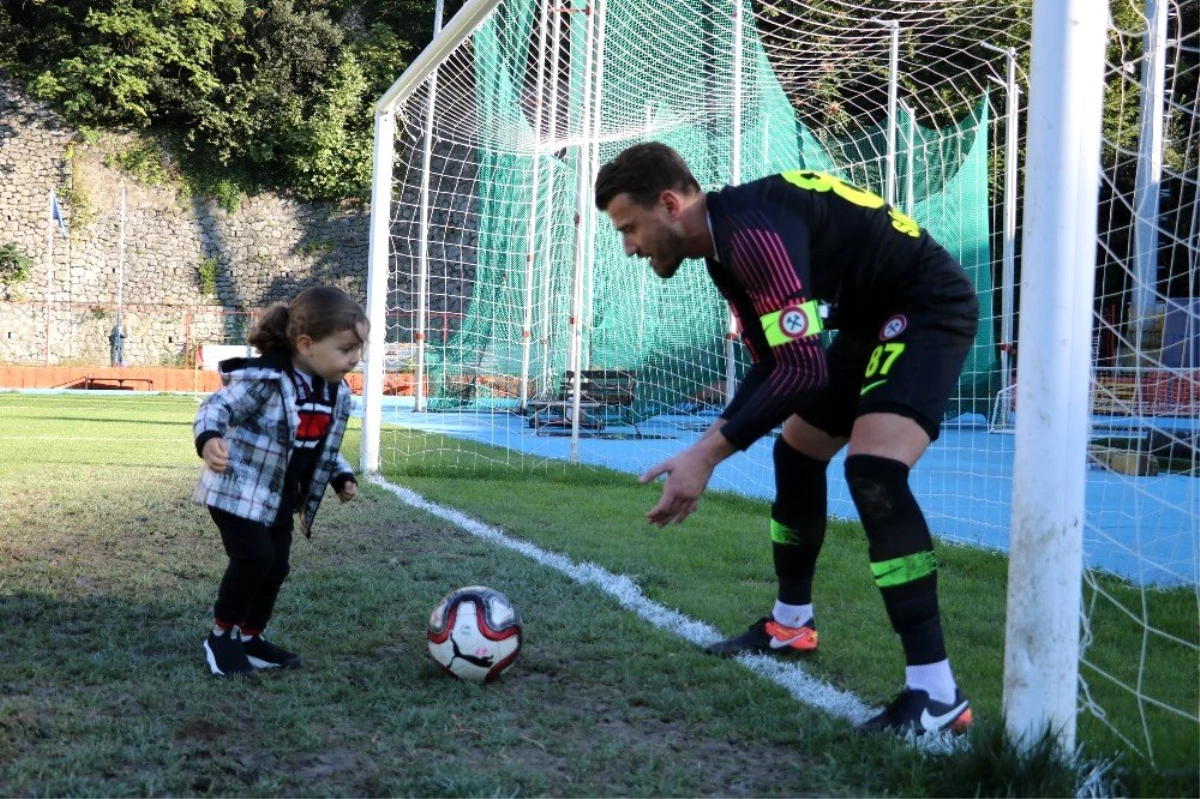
[726,212,826,397]
[727,211,806,311]
[709,197,829,450]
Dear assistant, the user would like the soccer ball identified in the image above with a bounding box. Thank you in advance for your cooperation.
[426,585,523,683]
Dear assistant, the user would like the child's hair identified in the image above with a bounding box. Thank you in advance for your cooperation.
[248,286,369,356]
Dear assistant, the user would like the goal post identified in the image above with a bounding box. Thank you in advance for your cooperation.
[1004,0,1108,754]
[362,0,507,473]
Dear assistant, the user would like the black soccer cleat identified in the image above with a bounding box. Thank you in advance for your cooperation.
[203,628,254,676]
[858,688,974,736]
[703,616,818,656]
[243,635,302,670]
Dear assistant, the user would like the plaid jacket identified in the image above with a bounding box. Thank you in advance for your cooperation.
[192,353,355,537]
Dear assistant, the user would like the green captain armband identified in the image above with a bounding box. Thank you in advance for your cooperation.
[760,299,824,347]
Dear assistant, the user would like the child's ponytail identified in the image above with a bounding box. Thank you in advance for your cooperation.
[246,286,367,357]
[248,304,293,355]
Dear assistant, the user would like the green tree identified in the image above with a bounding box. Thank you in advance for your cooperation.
[7,0,244,128]
[0,0,458,201]
[180,0,344,177]
[289,50,374,198]
[0,242,33,285]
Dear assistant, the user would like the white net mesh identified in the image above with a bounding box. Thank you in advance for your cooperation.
[1077,0,1198,764]
[368,0,1198,764]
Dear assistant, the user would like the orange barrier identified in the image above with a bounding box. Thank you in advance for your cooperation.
[342,372,424,396]
[1092,370,1200,416]
[0,366,221,393]
[0,366,425,396]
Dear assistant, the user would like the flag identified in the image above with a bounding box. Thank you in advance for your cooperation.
[50,190,68,239]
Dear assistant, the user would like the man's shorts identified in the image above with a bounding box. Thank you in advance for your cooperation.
[798,258,979,443]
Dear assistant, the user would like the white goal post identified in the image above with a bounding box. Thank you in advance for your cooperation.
[1004,0,1107,753]
[362,0,503,472]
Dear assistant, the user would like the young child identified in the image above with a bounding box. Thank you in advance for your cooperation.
[193,285,368,676]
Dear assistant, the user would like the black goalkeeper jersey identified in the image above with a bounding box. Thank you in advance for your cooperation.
[704,170,962,450]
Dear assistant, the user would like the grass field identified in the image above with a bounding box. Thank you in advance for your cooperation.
[0,393,1196,797]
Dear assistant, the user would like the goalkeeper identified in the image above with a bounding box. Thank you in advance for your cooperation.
[594,142,978,736]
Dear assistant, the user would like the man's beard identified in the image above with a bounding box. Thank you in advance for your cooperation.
[649,230,685,278]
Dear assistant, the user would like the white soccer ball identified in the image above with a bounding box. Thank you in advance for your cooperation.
[426,585,523,683]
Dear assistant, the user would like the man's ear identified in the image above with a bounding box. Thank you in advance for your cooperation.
[660,189,682,218]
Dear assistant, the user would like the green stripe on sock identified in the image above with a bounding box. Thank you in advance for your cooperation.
[770,518,801,545]
[870,551,937,587]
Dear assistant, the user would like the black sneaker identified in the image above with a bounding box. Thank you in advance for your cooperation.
[203,628,253,676]
[858,688,973,736]
[243,635,302,670]
[703,616,818,656]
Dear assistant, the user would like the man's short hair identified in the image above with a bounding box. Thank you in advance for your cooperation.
[594,142,701,210]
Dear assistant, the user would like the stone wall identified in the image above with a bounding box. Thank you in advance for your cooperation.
[0,77,476,367]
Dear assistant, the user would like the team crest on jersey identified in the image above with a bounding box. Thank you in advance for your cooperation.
[780,304,811,339]
[880,314,908,341]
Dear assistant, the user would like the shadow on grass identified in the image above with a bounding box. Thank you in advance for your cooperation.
[0,590,210,688]
[30,416,195,427]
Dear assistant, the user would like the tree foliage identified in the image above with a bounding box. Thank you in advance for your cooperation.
[0,242,33,288]
[0,0,464,201]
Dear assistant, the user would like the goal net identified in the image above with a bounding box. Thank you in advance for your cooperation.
[364,0,1197,766]
[377,0,997,422]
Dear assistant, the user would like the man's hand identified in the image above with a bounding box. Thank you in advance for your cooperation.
[201,437,229,473]
[639,429,736,527]
[336,480,358,503]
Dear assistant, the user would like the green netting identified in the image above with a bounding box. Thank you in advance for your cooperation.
[422,0,999,422]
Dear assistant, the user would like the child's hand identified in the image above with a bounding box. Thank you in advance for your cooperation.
[202,437,230,473]
[337,480,358,503]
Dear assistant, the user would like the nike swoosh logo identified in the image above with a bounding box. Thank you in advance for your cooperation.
[860,379,887,396]
[920,700,969,732]
[768,630,811,649]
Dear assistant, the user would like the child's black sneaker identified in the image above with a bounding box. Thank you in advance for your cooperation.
[243,635,302,670]
[204,627,253,676]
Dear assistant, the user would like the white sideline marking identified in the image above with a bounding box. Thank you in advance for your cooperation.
[369,474,883,727]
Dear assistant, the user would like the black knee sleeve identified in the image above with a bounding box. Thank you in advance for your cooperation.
[844,453,946,665]
[770,438,828,605]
